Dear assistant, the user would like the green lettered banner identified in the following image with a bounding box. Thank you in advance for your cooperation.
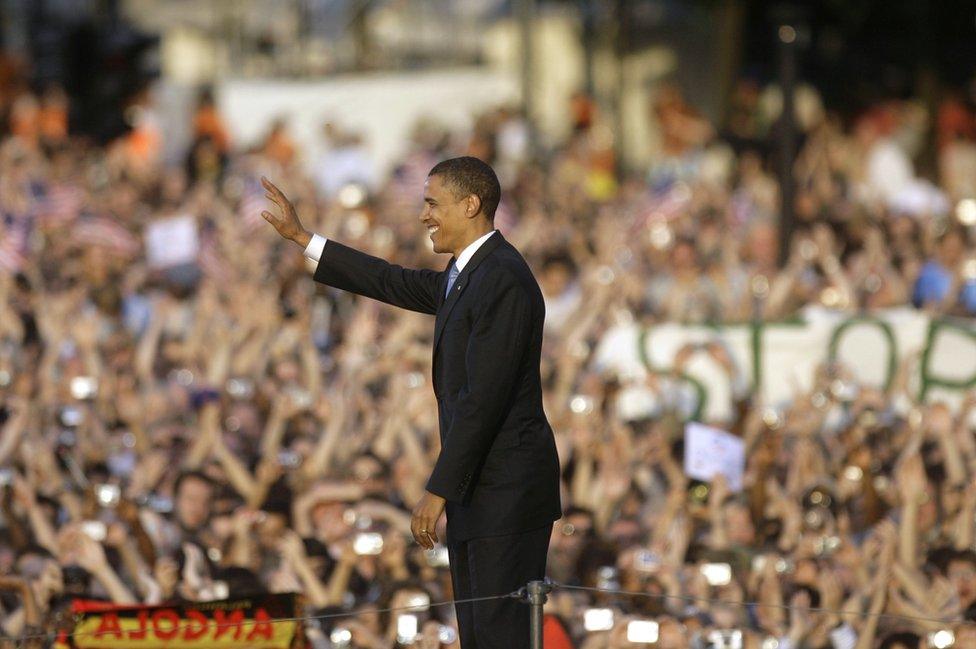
[593,307,976,423]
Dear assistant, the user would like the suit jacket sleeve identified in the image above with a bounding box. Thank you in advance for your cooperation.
[312,239,439,315]
[425,272,532,503]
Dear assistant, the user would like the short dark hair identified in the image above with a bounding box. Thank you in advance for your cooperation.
[948,549,976,570]
[879,632,921,649]
[174,469,214,496]
[428,156,501,221]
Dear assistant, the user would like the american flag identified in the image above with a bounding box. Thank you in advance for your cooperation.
[198,232,234,283]
[0,217,29,273]
[629,183,693,234]
[36,184,83,228]
[71,216,141,258]
[238,179,268,235]
[387,151,438,211]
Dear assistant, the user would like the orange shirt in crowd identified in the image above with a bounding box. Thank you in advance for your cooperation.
[193,104,231,152]
[39,101,68,142]
[570,92,595,132]
[122,106,163,171]
[9,88,68,145]
[126,126,161,163]
[9,93,39,144]
[937,96,976,150]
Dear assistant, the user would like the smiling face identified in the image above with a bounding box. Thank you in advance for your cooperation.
[421,174,485,256]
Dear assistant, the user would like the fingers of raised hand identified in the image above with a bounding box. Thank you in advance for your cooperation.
[261,177,287,209]
[260,176,280,196]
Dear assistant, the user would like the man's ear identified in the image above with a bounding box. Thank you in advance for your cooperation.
[466,194,482,219]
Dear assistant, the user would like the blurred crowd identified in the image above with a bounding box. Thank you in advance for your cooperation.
[1,58,976,649]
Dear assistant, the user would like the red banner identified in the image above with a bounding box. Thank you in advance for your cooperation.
[55,594,304,648]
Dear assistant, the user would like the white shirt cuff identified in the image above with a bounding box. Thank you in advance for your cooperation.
[303,233,327,263]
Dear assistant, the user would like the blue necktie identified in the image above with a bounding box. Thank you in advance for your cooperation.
[445,261,459,298]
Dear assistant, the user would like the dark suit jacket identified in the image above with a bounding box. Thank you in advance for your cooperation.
[312,231,562,541]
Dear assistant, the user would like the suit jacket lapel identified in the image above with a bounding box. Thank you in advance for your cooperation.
[433,231,504,353]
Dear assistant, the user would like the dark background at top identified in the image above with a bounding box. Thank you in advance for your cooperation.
[739,0,976,111]
[607,0,976,115]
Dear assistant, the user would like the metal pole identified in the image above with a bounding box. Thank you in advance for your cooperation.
[776,22,797,268]
[579,0,595,96]
[612,0,626,179]
[518,0,538,159]
[527,580,552,649]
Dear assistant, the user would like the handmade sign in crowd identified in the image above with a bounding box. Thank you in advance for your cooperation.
[683,422,746,491]
[594,306,976,423]
[55,594,304,648]
[144,214,200,270]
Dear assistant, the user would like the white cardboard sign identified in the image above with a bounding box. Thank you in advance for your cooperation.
[145,215,199,269]
[683,422,746,492]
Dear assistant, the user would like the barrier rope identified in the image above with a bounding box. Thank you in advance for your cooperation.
[550,581,971,629]
[3,579,971,645]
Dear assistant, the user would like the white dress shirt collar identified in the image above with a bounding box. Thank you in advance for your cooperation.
[454,230,497,271]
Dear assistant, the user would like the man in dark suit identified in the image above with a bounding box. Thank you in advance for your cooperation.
[261,156,561,648]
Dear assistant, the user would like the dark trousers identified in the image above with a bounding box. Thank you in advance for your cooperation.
[447,523,553,649]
